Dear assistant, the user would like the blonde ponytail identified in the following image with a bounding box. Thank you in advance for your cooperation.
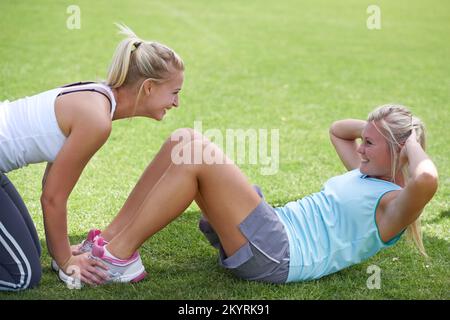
[106,23,184,89]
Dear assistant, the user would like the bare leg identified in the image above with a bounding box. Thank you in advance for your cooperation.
[101,129,202,241]
[106,140,261,259]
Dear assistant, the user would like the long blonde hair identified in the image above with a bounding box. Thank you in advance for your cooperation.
[368,104,427,256]
[106,23,184,89]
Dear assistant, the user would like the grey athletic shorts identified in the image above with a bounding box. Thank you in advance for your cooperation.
[198,186,290,284]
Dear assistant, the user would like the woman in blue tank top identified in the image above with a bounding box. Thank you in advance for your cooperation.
[83,104,438,286]
[0,23,184,290]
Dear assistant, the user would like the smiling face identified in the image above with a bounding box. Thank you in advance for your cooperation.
[137,70,184,120]
[357,121,393,181]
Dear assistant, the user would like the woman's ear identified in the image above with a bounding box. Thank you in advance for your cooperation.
[143,79,153,96]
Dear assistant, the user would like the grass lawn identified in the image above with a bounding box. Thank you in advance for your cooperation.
[0,0,448,299]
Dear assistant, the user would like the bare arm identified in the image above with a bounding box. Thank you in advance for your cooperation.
[380,131,439,239]
[329,119,366,170]
[40,101,111,283]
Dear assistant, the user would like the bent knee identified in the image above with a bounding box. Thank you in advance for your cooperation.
[173,139,229,168]
[27,265,42,289]
[169,128,207,144]
[18,267,41,290]
[0,264,42,291]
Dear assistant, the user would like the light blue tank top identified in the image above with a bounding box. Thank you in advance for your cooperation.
[274,169,403,282]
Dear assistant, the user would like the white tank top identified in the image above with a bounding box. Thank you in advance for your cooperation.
[0,82,117,173]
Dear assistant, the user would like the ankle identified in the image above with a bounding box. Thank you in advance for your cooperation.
[100,229,117,242]
[105,243,134,261]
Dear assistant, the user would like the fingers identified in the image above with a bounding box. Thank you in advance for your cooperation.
[83,259,109,285]
[69,253,110,286]
[80,274,102,286]
[81,266,109,286]
[80,274,96,286]
[63,264,97,287]
[91,258,109,271]
[79,267,109,286]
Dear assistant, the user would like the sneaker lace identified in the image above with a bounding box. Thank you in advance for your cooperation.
[79,240,95,253]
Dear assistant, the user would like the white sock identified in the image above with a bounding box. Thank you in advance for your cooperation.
[103,245,122,260]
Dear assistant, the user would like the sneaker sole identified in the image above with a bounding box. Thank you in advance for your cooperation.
[130,271,148,283]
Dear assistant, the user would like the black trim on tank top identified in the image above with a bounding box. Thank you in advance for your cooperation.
[61,81,96,88]
[58,89,112,107]
[58,82,113,113]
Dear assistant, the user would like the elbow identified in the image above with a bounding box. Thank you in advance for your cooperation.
[329,122,340,143]
[40,194,54,211]
[415,172,439,197]
[329,121,338,136]
[412,159,439,196]
[40,193,66,212]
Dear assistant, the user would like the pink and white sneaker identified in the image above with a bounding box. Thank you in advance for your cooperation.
[54,238,109,289]
[90,241,147,284]
[78,229,103,253]
[51,229,105,273]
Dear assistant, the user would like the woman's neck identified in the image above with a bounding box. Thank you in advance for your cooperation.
[111,86,137,121]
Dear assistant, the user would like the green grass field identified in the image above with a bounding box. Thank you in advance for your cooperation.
[0,0,448,299]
